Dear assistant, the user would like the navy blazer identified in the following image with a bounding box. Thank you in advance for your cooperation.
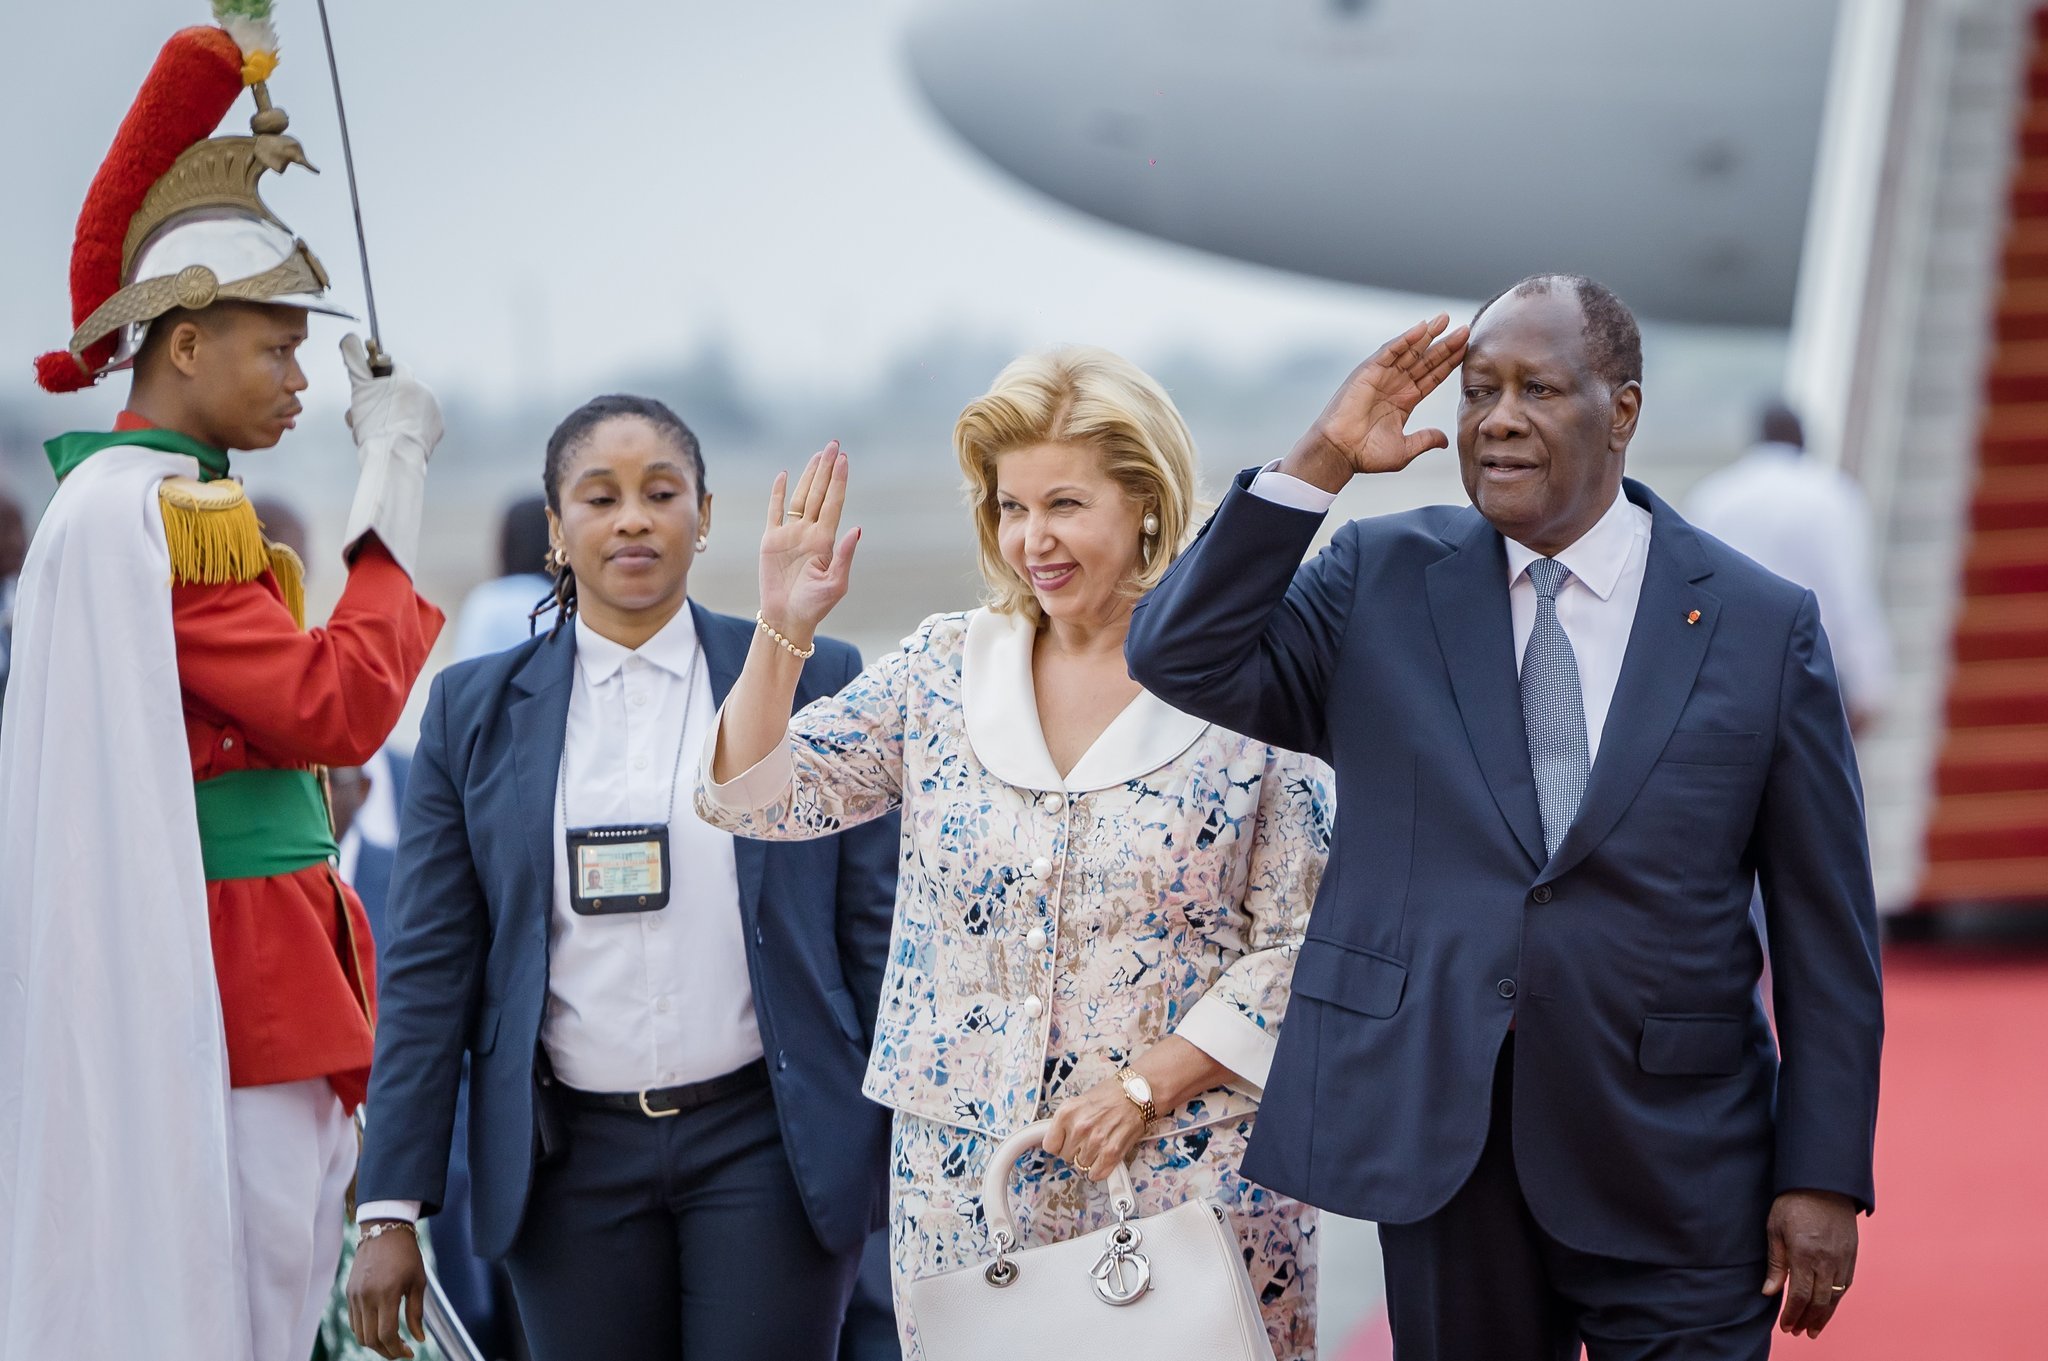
[1126,474,1883,1267]
[357,602,900,1259]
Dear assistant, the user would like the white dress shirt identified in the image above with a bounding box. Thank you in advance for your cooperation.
[545,609,760,1092]
[1684,443,1893,718]
[358,606,762,1227]
[1250,466,1653,762]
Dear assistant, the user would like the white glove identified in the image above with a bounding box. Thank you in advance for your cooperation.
[340,333,442,579]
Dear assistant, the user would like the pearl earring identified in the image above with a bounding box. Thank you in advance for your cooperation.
[1142,512,1160,537]
[695,536,709,552]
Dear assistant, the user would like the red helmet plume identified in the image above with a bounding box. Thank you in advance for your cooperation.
[34,27,245,393]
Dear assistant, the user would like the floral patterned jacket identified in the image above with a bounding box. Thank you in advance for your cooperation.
[697,608,1332,1139]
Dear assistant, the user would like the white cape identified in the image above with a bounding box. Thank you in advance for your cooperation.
[0,446,254,1361]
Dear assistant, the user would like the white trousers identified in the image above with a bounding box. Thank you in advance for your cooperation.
[228,1078,356,1361]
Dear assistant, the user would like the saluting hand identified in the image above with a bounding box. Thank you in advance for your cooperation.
[758,442,860,648]
[1281,313,1469,493]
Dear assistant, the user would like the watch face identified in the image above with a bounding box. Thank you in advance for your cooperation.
[1125,1073,1153,1102]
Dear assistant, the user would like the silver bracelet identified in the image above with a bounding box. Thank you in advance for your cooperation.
[358,1219,418,1242]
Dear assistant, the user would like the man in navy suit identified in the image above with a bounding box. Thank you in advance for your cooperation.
[1126,277,1883,1360]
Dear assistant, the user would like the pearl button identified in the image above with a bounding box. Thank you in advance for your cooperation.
[1032,857,1053,880]
[1045,793,1066,814]
[221,736,234,750]
[1026,927,1047,950]
[1022,996,1043,1018]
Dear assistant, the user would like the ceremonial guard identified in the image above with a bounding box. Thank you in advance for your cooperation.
[0,7,444,1359]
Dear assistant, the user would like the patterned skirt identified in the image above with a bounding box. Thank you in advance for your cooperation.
[887,1109,1317,1360]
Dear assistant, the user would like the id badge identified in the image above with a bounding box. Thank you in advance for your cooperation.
[566,824,671,915]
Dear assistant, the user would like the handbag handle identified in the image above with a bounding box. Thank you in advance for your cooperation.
[980,1119,1139,1250]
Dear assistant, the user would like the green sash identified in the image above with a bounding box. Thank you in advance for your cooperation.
[44,428,231,483]
[192,769,337,882]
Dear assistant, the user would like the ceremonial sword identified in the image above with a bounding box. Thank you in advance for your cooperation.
[313,0,393,377]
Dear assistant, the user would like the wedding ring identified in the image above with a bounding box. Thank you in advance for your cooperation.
[784,510,805,520]
[1830,1285,1848,1293]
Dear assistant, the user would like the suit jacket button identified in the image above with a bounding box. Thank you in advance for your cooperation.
[1531,886,1553,904]
[1497,979,1517,999]
[776,1050,789,1071]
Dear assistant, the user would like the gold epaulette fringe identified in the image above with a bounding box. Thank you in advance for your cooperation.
[160,476,269,588]
[159,477,309,628]
[267,541,307,628]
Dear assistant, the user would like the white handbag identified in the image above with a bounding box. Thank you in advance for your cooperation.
[904,1120,1277,1361]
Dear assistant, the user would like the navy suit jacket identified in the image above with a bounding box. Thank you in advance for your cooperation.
[357,602,900,1260]
[1126,474,1883,1267]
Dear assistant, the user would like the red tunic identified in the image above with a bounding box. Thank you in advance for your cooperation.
[130,417,444,1111]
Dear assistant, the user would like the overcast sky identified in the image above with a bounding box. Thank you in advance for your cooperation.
[4,0,1450,416]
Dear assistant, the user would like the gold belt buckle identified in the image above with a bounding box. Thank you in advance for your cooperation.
[637,1087,680,1119]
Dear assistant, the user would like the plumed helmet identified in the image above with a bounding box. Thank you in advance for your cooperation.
[34,7,350,394]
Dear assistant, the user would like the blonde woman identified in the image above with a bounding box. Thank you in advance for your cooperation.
[695,349,1328,1358]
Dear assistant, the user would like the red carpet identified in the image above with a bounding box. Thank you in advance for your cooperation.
[1806,946,2048,1360]
[1334,945,2048,1360]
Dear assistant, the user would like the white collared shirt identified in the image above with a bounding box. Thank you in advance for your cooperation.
[357,607,762,1228]
[543,608,760,1092]
[1251,467,1653,763]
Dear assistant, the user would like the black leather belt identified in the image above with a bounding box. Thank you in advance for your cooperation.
[561,1058,770,1119]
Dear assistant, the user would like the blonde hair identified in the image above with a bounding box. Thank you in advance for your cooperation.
[954,346,1200,624]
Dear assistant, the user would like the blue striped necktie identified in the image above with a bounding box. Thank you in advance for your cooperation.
[1522,556,1589,859]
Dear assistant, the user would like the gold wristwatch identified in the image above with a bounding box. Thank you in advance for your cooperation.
[1116,1067,1157,1123]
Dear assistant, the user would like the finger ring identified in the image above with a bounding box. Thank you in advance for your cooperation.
[1072,1159,1092,1175]
[1830,1285,1848,1293]
[784,511,805,520]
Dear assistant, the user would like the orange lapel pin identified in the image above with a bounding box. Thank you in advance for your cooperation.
[1686,609,1702,625]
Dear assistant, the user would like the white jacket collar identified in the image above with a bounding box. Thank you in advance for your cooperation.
[961,607,1209,793]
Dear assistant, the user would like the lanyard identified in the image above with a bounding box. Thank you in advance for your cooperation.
[559,640,702,834]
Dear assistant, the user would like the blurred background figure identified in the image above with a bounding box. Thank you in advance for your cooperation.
[250,495,310,562]
[1685,401,1894,734]
[0,491,28,725]
[451,496,554,661]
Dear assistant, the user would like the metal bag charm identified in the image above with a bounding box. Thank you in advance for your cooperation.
[1089,1209,1151,1306]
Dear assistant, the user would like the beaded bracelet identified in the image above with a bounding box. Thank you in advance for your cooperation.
[756,611,817,660]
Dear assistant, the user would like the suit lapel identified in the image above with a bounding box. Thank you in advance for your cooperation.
[1426,511,1548,870]
[508,626,576,897]
[1539,483,1718,884]
[692,602,766,919]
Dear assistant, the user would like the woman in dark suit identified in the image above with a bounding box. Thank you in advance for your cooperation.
[346,396,899,1361]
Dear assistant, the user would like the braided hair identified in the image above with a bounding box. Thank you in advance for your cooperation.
[534,394,706,635]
